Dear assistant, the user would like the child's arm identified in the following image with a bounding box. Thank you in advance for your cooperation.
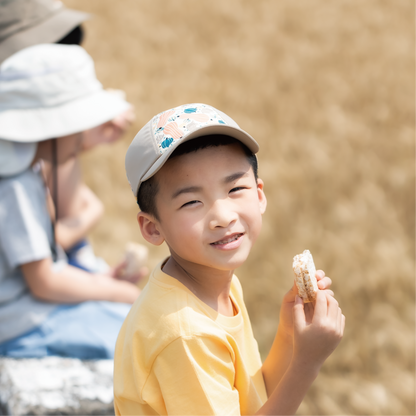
[258,280,344,415]
[44,157,103,251]
[261,271,332,392]
[21,257,140,304]
[82,106,135,150]
[53,107,134,249]
[55,183,104,251]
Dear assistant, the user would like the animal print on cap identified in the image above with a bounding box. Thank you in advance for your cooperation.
[151,103,227,154]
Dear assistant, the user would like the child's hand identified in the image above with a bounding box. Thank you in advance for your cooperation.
[292,290,345,373]
[110,259,148,284]
[279,270,333,339]
[261,271,342,403]
[82,107,136,150]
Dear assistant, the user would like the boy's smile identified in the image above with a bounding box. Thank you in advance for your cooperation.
[210,232,245,249]
[139,143,267,285]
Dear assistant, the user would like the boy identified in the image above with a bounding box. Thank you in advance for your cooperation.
[114,103,345,415]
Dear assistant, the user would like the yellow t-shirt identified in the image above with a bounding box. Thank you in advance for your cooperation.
[114,261,268,415]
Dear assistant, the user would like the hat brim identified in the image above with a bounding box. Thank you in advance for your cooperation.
[140,124,259,185]
[0,8,90,63]
[0,90,131,142]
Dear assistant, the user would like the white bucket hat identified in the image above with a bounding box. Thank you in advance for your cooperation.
[0,43,131,176]
[125,103,259,197]
[0,43,131,142]
[0,0,90,63]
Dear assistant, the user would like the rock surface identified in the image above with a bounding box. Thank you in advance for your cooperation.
[0,357,115,415]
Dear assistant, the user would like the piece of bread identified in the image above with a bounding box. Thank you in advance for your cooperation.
[292,250,318,303]
[123,242,148,277]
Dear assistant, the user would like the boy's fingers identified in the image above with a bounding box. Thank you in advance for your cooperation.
[292,280,299,295]
[315,270,325,280]
[337,308,343,332]
[293,295,306,330]
[337,306,346,335]
[341,313,346,336]
[303,302,315,323]
[317,275,332,290]
[323,289,335,297]
[283,281,298,302]
[327,293,339,320]
[312,290,328,322]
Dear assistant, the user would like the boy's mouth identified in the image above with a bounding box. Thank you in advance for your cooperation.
[210,233,244,246]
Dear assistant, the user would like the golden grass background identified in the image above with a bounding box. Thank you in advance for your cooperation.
[65,1,415,414]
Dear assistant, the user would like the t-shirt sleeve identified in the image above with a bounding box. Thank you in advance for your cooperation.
[151,335,240,415]
[0,176,52,268]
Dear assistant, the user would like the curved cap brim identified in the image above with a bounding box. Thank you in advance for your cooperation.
[142,124,259,182]
[126,123,259,197]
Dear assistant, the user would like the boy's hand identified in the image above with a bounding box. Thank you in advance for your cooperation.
[261,271,343,405]
[279,270,333,339]
[292,290,345,373]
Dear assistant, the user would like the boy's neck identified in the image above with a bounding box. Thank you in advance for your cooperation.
[163,254,236,317]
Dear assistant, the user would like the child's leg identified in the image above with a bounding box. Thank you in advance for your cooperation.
[0,301,130,359]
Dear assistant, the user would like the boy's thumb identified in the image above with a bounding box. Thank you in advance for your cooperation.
[293,295,306,330]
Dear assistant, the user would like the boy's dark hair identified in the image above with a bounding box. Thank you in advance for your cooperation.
[137,135,258,220]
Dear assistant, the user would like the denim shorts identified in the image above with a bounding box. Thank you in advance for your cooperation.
[0,301,131,359]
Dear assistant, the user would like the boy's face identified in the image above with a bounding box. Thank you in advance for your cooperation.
[142,143,267,272]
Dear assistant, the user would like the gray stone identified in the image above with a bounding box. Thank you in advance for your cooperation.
[0,357,115,415]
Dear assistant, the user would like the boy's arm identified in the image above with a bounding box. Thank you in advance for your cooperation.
[256,291,345,415]
[261,325,293,396]
[261,271,332,394]
[21,257,140,304]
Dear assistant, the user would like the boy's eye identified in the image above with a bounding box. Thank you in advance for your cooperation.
[180,200,199,208]
[229,186,247,193]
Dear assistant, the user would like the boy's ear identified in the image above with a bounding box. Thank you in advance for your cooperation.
[256,178,267,214]
[137,212,165,246]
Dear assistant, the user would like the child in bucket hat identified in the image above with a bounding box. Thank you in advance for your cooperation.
[0,43,142,359]
[113,103,345,415]
[0,0,141,276]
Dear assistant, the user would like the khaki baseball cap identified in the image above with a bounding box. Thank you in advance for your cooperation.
[125,103,259,197]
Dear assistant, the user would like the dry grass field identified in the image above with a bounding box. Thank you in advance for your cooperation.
[65,0,415,414]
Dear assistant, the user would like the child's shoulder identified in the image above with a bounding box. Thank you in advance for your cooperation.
[124,263,214,336]
[0,169,45,216]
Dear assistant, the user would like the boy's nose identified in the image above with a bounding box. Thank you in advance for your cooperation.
[208,200,238,229]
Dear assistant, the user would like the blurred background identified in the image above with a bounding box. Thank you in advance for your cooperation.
[65,0,415,414]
